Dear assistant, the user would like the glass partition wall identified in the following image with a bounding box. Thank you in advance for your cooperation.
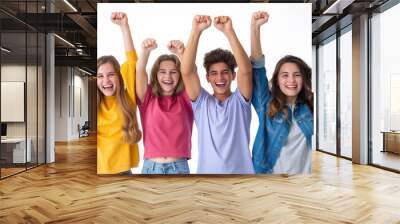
[0,1,46,179]
[317,35,337,155]
[339,27,352,159]
[316,26,353,159]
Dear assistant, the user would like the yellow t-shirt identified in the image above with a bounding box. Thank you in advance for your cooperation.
[97,50,140,174]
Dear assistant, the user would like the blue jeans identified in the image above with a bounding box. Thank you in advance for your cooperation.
[141,159,190,174]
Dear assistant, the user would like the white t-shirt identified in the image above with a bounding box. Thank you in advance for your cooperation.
[272,106,311,175]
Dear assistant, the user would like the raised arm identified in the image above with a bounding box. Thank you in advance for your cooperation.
[251,11,269,60]
[111,12,137,99]
[181,15,211,101]
[136,38,157,103]
[214,16,252,101]
[111,12,134,53]
[250,11,270,115]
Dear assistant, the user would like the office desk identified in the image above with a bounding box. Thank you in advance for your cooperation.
[1,138,31,163]
[381,131,400,154]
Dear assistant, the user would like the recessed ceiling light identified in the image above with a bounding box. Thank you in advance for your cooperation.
[1,47,11,53]
[78,67,92,76]
[63,0,78,12]
[54,34,75,48]
[323,0,355,15]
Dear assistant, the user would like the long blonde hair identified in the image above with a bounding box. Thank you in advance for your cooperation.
[97,56,142,144]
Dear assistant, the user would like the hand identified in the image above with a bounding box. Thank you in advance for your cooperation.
[167,40,185,56]
[214,16,233,34]
[251,11,269,28]
[111,12,128,26]
[192,15,212,33]
[141,38,157,53]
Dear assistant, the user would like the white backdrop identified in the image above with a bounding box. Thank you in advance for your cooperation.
[98,3,311,174]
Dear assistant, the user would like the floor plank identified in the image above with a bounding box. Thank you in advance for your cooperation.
[0,135,399,223]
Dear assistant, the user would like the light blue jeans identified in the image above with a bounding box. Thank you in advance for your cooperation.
[141,159,190,174]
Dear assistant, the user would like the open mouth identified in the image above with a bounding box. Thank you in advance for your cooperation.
[285,85,298,89]
[102,84,114,90]
[161,80,174,86]
[215,82,226,88]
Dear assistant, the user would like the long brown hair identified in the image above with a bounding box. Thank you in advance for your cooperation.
[97,55,142,144]
[150,54,184,96]
[268,55,313,118]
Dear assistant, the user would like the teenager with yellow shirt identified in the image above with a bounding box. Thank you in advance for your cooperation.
[97,12,142,174]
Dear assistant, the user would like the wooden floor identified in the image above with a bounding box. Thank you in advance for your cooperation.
[0,136,400,223]
[0,167,26,178]
[373,150,400,171]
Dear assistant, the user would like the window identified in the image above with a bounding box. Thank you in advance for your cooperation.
[370,2,400,171]
[317,36,337,155]
[339,28,352,158]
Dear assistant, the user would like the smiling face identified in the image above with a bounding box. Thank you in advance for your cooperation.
[277,62,303,104]
[97,62,118,96]
[206,62,235,99]
[157,60,180,96]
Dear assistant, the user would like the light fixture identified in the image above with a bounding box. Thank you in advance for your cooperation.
[322,0,355,15]
[1,47,11,53]
[63,0,78,12]
[54,34,75,48]
[78,67,92,76]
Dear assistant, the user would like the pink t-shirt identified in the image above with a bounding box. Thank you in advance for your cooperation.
[138,86,194,159]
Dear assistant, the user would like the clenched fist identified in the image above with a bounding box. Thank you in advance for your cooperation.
[192,15,212,33]
[167,40,185,56]
[141,38,157,53]
[251,11,269,28]
[214,16,233,34]
[111,12,128,26]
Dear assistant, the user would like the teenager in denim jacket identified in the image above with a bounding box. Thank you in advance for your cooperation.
[250,11,314,174]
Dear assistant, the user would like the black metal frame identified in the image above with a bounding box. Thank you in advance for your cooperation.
[336,19,341,158]
[367,9,373,166]
[0,0,47,180]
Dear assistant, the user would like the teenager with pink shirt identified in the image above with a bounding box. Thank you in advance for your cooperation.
[136,38,194,174]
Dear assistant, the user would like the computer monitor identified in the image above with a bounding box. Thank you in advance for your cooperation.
[1,123,7,137]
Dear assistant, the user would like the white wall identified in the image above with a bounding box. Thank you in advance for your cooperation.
[1,65,35,138]
[54,67,89,141]
[55,67,67,141]
[1,64,45,163]
[74,73,89,123]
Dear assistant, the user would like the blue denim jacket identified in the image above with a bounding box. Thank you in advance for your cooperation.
[251,56,313,173]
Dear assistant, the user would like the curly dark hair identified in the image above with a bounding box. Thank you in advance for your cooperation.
[203,48,237,74]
